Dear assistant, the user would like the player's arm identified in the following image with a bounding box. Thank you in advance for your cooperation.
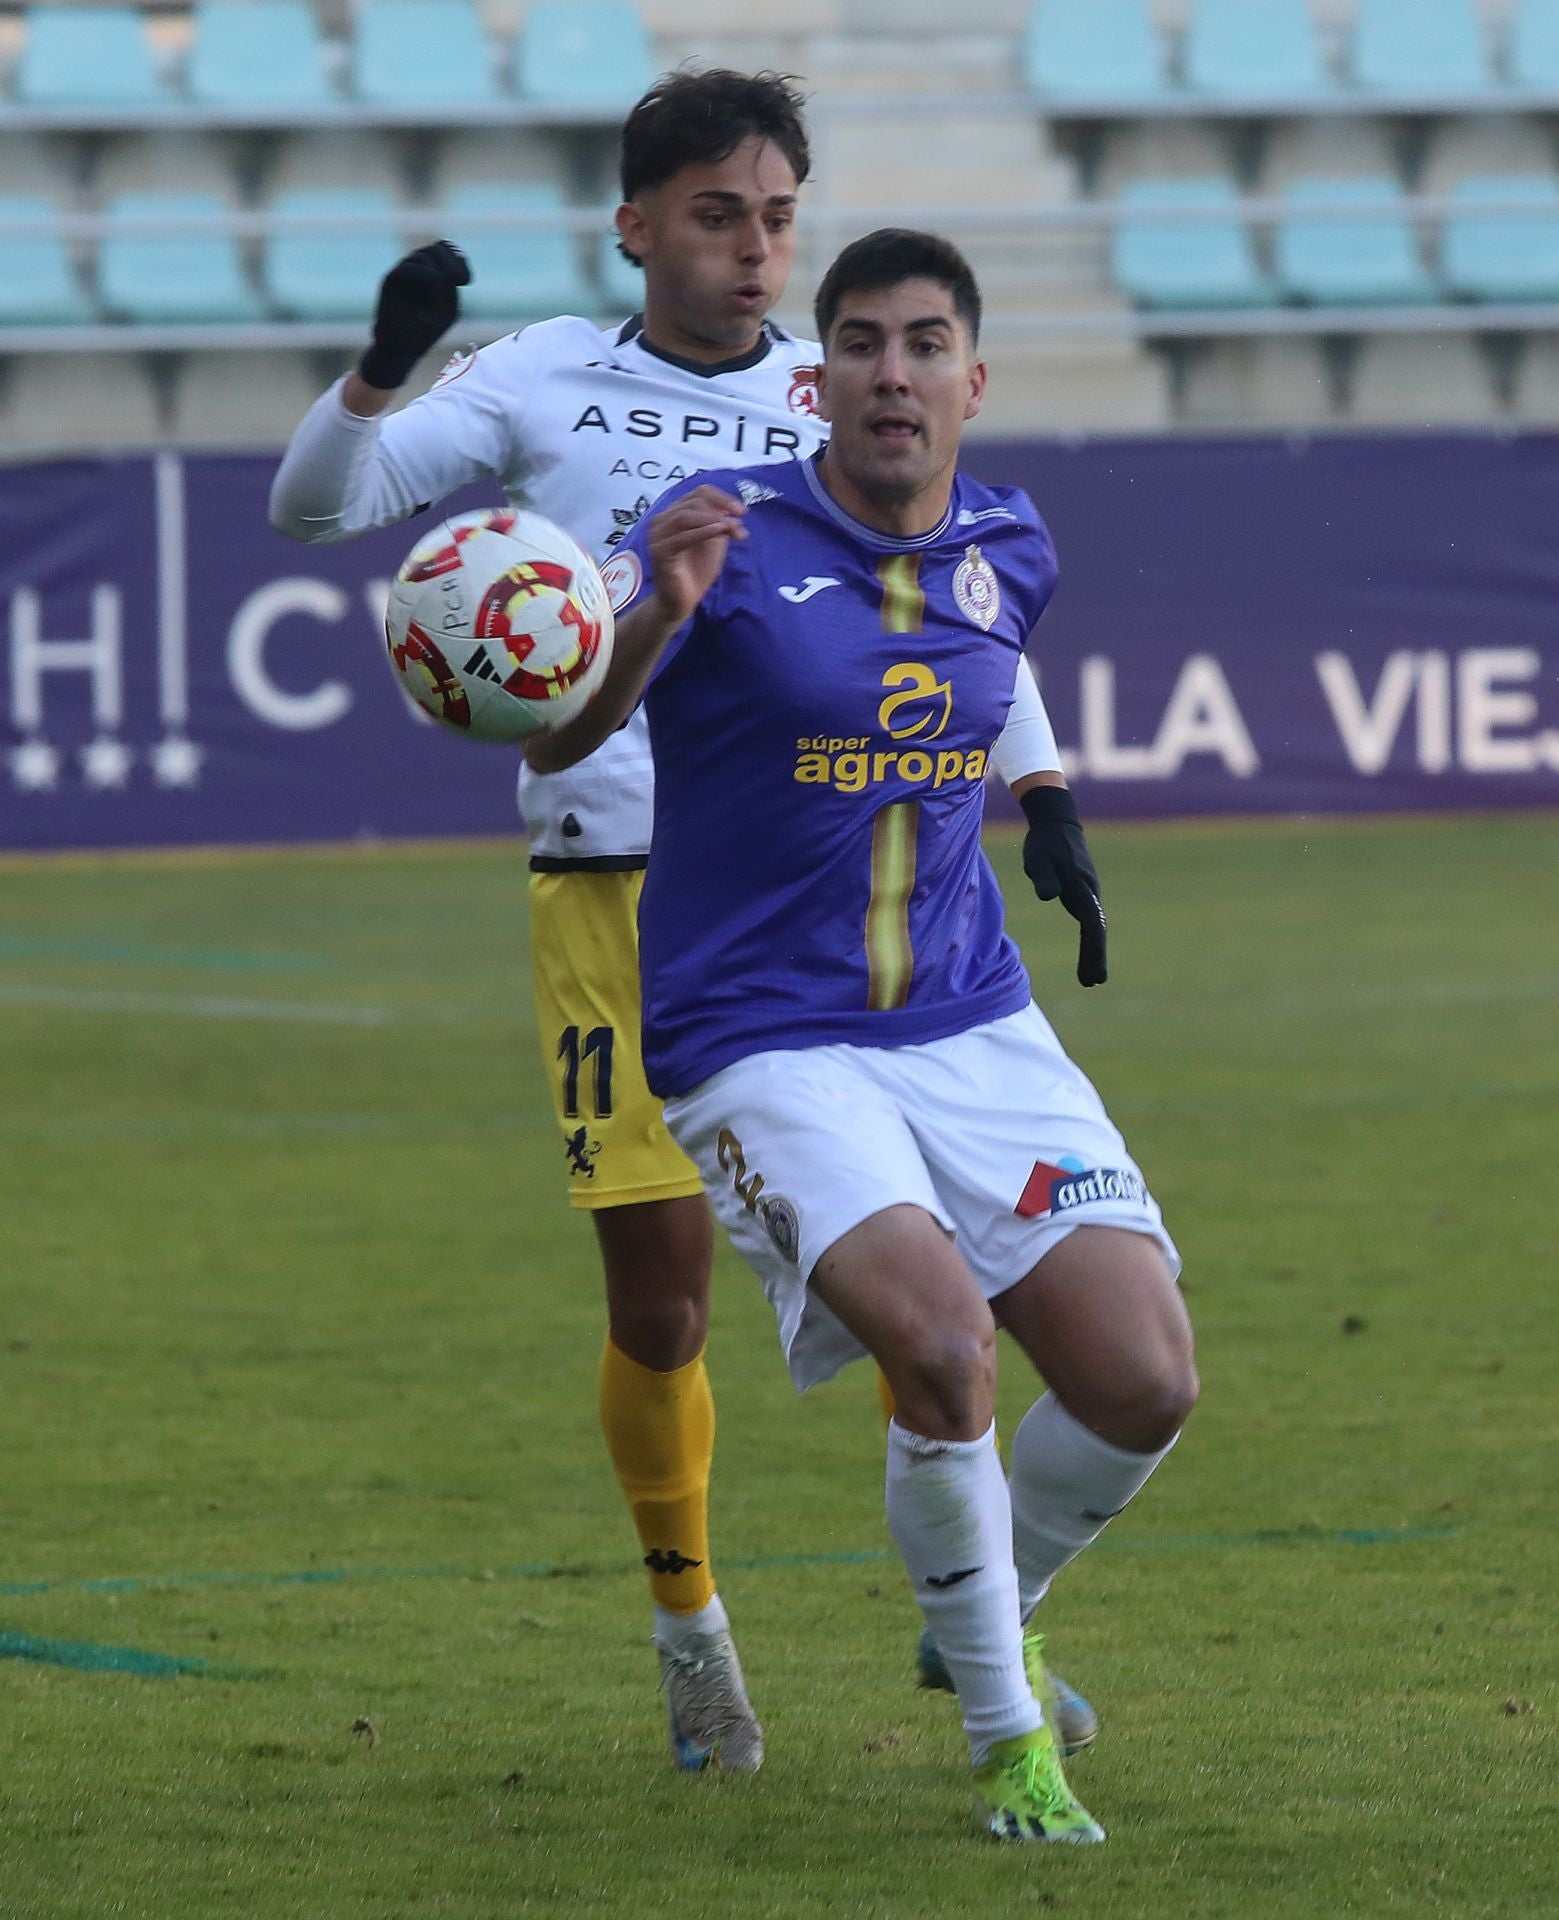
[992,655,1108,988]
[268,242,497,545]
[524,486,747,774]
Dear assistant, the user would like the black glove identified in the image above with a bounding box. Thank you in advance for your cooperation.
[1019,784,1108,987]
[358,241,471,390]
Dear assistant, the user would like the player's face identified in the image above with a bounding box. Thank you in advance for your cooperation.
[817,280,986,525]
[617,136,799,359]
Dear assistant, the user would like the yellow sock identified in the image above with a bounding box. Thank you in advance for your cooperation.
[599,1337,717,1615]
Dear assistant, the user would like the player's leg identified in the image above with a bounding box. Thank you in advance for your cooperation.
[810,1207,1104,1843]
[995,1225,1197,1623]
[529,870,760,1771]
[663,1050,1102,1841]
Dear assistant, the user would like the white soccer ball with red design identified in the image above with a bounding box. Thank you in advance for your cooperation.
[384,508,614,741]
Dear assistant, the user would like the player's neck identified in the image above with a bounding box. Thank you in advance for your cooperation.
[638,300,766,369]
[817,456,954,540]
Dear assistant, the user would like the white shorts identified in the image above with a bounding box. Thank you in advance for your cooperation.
[662,1001,1180,1391]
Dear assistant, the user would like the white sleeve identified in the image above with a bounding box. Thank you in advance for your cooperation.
[267,346,524,546]
[990,653,1062,784]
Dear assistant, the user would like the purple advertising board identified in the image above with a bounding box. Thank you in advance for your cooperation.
[2,434,1557,853]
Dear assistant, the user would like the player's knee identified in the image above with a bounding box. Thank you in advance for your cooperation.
[605,1284,708,1372]
[1091,1351,1199,1453]
[887,1319,997,1442]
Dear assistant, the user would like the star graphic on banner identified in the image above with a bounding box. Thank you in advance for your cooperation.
[80,736,134,790]
[11,738,61,792]
[151,736,203,789]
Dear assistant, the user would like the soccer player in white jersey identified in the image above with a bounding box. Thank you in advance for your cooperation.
[529,229,1199,1843]
[270,70,823,1773]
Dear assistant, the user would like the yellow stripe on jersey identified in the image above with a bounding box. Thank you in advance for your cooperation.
[865,801,920,1011]
[877,554,926,635]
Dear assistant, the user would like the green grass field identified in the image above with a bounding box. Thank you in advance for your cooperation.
[2,815,1555,1919]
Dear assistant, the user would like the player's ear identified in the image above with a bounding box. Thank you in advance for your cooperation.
[963,356,987,424]
[615,201,647,271]
[817,358,833,424]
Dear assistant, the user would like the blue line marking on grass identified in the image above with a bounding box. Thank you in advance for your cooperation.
[0,1524,1457,1605]
[0,1630,261,1679]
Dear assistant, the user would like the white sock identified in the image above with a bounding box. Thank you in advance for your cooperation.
[885,1418,1041,1763]
[653,1590,728,1650]
[1009,1392,1177,1618]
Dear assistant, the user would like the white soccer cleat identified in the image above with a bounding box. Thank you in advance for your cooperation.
[654,1627,765,1773]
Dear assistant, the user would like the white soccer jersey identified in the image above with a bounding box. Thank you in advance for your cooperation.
[269,314,828,863]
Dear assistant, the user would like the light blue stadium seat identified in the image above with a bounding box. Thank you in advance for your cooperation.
[445,183,591,320]
[1020,0,1165,103]
[1350,0,1490,98]
[598,234,645,314]
[354,0,496,106]
[1510,0,1559,90]
[16,4,166,109]
[264,190,404,320]
[1112,179,1270,308]
[1185,0,1330,101]
[188,1,334,109]
[0,198,93,325]
[1276,178,1435,304]
[99,193,260,323]
[1441,175,1559,300]
[514,1,654,110]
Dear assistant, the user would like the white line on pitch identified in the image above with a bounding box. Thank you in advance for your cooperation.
[0,984,395,1026]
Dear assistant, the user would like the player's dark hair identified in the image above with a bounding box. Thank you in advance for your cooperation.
[617,67,810,264]
[814,228,982,346]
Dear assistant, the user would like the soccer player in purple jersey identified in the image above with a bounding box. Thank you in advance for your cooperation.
[529,230,1198,1843]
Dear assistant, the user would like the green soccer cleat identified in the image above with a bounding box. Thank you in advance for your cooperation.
[972,1725,1106,1845]
[916,1625,1100,1757]
[654,1627,765,1773]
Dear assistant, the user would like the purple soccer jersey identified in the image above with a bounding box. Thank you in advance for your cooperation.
[612,452,1060,1098]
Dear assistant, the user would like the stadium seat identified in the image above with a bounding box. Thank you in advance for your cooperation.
[1020,0,1165,104]
[16,4,167,109]
[1441,176,1559,302]
[0,198,93,326]
[444,182,591,320]
[187,1,334,109]
[1510,0,1559,90]
[514,1,656,109]
[1275,178,1435,305]
[353,0,497,108]
[1112,179,1270,308]
[264,190,404,320]
[98,192,260,324]
[1184,0,1331,102]
[1349,0,1491,98]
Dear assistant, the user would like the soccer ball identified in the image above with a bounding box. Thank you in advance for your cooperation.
[384,508,614,741]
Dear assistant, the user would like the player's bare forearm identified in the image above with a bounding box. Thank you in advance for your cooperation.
[523,602,684,773]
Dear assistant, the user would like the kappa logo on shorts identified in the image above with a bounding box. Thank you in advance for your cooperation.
[1015,1155,1146,1220]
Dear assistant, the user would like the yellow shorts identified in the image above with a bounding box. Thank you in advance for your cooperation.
[528,867,704,1212]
